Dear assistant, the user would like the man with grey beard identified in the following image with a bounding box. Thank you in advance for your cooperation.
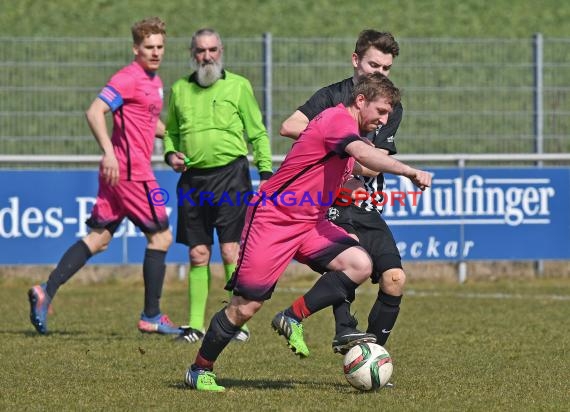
[163,28,273,344]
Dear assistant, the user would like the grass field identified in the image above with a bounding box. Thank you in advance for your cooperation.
[1,274,568,411]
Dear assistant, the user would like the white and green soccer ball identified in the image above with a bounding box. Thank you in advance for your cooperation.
[343,342,393,391]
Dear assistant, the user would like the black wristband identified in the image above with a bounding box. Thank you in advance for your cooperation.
[164,151,175,166]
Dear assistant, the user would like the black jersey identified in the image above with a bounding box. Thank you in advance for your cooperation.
[298,77,403,213]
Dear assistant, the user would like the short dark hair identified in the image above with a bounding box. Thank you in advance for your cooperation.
[131,17,166,45]
[354,30,399,59]
[351,72,401,107]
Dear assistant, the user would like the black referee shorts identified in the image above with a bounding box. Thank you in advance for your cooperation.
[327,204,402,283]
[176,156,253,247]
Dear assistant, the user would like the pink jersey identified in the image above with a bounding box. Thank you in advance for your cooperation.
[98,61,163,181]
[259,104,361,221]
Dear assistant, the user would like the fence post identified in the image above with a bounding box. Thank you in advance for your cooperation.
[262,32,273,143]
[122,226,128,264]
[457,157,467,283]
[533,32,545,276]
[178,264,186,281]
[533,33,544,162]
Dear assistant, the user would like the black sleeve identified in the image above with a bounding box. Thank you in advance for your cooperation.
[369,102,403,155]
[337,135,363,158]
[298,86,336,121]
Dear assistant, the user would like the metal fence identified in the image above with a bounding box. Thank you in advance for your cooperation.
[1,35,569,160]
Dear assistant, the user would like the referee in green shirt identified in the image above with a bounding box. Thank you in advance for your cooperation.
[164,28,273,343]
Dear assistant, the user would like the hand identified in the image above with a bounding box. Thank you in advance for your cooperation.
[340,177,367,205]
[168,152,188,173]
[101,152,119,186]
[342,176,365,193]
[409,169,432,191]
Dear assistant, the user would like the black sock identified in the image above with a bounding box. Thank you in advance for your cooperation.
[283,307,301,321]
[332,299,355,335]
[198,309,241,363]
[303,271,358,315]
[366,290,402,345]
[142,249,167,318]
[45,240,92,299]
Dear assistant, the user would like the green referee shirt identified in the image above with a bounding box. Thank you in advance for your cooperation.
[163,70,273,179]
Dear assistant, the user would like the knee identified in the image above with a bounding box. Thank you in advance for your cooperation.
[83,232,111,254]
[151,229,172,250]
[95,239,111,253]
[347,248,373,284]
[227,298,262,325]
[164,230,173,248]
[93,243,109,253]
[381,268,406,295]
[236,301,262,320]
[190,245,210,265]
[220,242,239,263]
[356,248,373,277]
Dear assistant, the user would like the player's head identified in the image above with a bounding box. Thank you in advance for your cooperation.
[352,30,399,78]
[131,17,166,73]
[351,72,401,132]
[190,28,224,87]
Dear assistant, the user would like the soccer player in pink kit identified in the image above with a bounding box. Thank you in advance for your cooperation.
[27,17,181,336]
[184,73,432,391]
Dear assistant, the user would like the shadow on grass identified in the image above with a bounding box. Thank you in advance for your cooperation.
[15,329,88,337]
[15,330,141,342]
[169,377,347,391]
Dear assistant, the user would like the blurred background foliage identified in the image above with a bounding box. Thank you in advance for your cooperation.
[2,0,569,39]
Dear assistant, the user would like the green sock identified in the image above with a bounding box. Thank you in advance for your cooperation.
[224,262,248,332]
[223,263,236,300]
[223,263,235,284]
[188,265,210,330]
[207,265,212,289]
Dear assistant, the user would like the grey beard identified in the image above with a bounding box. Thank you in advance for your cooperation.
[195,61,223,87]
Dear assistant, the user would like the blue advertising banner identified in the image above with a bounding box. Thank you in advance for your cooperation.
[1,168,569,264]
[0,170,195,264]
[382,168,570,260]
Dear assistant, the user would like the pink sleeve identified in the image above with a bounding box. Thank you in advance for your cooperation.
[107,71,136,100]
[321,111,361,155]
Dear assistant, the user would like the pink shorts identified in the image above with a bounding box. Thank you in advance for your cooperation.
[227,203,359,301]
[86,176,169,234]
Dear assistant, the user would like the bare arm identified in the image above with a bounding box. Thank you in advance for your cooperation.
[352,148,388,177]
[352,162,377,177]
[346,140,432,190]
[155,119,165,139]
[350,141,389,176]
[85,97,119,186]
[280,110,310,140]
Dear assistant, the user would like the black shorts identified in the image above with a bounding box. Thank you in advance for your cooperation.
[176,156,253,247]
[327,204,402,283]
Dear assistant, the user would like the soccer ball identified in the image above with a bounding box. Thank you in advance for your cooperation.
[343,343,393,391]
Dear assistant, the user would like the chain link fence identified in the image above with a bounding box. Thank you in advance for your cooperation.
[1,35,569,160]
